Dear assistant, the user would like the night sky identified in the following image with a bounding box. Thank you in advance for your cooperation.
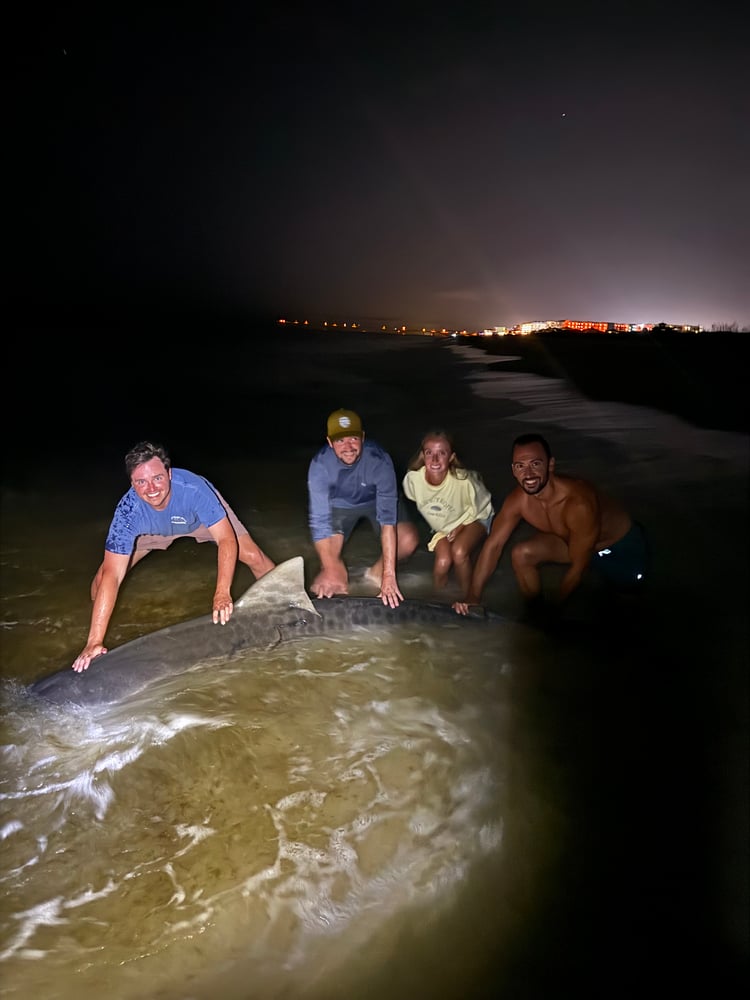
[9,7,750,332]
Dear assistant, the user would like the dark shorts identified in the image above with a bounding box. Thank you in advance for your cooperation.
[331,498,412,544]
[591,520,649,588]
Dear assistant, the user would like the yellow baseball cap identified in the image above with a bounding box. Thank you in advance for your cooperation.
[327,409,363,441]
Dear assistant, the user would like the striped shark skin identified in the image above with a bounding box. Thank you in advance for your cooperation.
[27,557,505,708]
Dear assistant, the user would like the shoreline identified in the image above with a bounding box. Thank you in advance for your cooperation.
[453,330,750,434]
[1,323,747,990]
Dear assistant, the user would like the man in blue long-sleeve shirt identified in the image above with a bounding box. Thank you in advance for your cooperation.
[307,409,419,607]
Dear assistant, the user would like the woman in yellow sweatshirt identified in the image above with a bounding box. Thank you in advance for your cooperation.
[403,429,494,594]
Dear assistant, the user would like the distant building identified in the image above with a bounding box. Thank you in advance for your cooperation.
[519,320,560,334]
[561,319,629,333]
[277,314,705,337]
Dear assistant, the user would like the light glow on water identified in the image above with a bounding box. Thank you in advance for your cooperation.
[0,625,557,999]
[5,332,742,996]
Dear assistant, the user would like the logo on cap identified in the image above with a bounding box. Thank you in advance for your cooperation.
[327,409,363,440]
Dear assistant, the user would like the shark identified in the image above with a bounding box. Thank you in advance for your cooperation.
[27,556,505,708]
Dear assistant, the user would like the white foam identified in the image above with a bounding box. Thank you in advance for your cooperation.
[448,343,749,472]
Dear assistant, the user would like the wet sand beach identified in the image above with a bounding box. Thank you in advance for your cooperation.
[2,325,748,998]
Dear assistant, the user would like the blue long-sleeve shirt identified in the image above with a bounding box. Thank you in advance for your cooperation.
[307,439,398,542]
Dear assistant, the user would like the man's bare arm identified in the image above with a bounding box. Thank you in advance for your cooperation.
[377,523,403,608]
[207,516,240,624]
[557,495,599,602]
[453,495,522,612]
[311,536,349,597]
[72,551,130,671]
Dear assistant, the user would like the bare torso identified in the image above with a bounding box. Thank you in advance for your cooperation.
[517,474,631,550]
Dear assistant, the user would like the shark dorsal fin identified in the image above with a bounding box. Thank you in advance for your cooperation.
[234,555,319,616]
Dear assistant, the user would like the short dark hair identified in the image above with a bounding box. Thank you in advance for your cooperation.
[511,433,551,460]
[125,441,171,477]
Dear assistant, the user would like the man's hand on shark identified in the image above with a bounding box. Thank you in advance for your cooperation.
[310,569,349,599]
[377,571,404,609]
[30,558,506,708]
[212,592,234,625]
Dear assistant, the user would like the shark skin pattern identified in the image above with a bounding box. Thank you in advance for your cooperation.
[296,596,505,635]
[273,596,505,643]
[27,557,506,708]
[27,557,318,708]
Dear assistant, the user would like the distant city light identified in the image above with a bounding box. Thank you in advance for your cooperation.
[277,316,707,336]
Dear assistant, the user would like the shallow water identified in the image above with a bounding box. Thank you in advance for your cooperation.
[3,619,574,1000]
[1,330,748,997]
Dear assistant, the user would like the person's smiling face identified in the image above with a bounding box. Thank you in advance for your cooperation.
[422,436,454,485]
[329,435,363,466]
[130,458,173,509]
[511,443,553,495]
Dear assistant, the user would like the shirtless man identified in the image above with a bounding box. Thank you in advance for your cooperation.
[453,433,647,617]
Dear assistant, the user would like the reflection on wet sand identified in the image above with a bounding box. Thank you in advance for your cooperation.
[1,330,747,998]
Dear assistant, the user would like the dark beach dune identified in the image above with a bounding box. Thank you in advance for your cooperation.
[471,328,750,434]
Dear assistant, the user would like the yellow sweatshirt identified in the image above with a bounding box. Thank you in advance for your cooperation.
[402,468,494,550]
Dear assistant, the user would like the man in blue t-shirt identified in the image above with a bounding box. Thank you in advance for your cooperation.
[307,409,418,608]
[71,441,275,673]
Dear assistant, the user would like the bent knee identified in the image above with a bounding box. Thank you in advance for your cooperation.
[433,554,453,575]
[397,523,419,556]
[451,543,475,564]
[511,539,542,569]
[511,539,530,560]
[512,535,569,568]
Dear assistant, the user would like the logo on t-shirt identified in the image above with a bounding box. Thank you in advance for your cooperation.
[171,516,188,526]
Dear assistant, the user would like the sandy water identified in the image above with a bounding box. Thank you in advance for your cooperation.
[1,331,747,997]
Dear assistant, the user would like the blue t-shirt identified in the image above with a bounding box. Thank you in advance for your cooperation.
[105,468,227,555]
[307,439,398,542]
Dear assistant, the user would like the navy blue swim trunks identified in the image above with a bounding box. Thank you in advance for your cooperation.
[591,520,649,588]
